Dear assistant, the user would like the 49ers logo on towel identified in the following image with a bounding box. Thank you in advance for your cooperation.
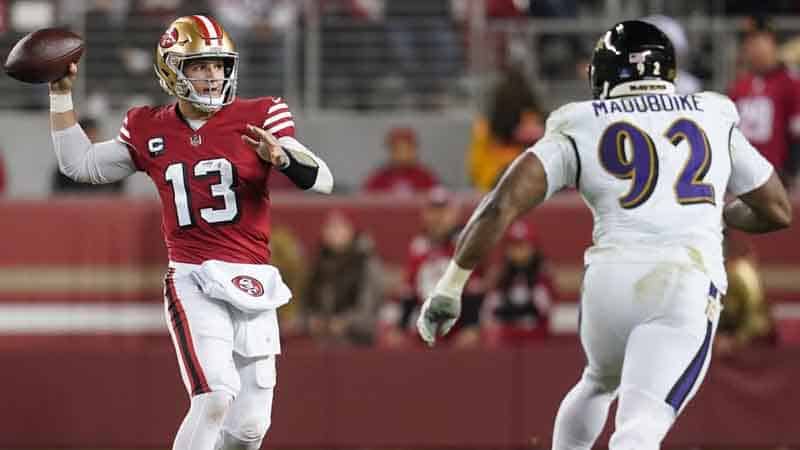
[231,276,264,297]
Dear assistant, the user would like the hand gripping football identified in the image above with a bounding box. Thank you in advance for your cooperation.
[3,28,84,84]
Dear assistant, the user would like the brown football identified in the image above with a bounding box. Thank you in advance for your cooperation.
[3,28,84,84]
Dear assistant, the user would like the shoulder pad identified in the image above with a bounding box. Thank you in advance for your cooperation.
[544,102,583,134]
[700,91,740,125]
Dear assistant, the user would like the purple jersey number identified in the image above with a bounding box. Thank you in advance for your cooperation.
[599,122,659,209]
[599,118,715,209]
[665,118,715,205]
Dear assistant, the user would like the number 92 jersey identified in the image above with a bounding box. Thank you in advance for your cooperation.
[117,97,296,265]
[530,91,774,293]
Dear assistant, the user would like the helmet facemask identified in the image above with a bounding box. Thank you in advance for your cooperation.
[160,52,239,112]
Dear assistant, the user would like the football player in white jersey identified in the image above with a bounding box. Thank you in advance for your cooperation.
[417,20,791,450]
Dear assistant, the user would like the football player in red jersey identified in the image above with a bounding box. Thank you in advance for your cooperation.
[48,15,333,450]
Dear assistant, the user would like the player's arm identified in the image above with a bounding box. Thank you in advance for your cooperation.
[455,154,547,269]
[725,127,792,233]
[417,132,577,345]
[48,63,137,184]
[724,174,791,232]
[243,125,334,194]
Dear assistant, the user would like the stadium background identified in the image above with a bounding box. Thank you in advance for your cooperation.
[0,0,799,448]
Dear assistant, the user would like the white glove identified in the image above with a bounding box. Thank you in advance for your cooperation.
[416,291,461,347]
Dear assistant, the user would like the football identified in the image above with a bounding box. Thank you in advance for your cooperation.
[3,28,84,84]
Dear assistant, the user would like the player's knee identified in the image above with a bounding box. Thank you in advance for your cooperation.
[192,390,234,426]
[582,369,619,394]
[229,414,270,443]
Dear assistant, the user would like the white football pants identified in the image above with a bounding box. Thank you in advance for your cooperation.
[553,261,721,450]
[165,264,276,450]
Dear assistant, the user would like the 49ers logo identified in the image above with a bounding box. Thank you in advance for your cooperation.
[160,28,179,48]
[231,276,264,298]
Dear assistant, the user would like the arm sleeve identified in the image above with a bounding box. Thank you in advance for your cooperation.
[727,126,775,196]
[526,132,579,199]
[51,125,138,184]
[277,136,334,194]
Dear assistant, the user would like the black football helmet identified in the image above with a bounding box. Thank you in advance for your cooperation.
[589,20,677,99]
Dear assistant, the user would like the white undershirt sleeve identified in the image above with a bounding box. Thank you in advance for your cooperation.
[526,132,579,199]
[277,136,334,194]
[727,126,775,196]
[52,124,138,184]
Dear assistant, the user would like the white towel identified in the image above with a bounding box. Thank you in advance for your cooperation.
[191,260,292,314]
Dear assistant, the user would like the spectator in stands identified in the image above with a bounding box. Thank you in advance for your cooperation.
[716,237,776,357]
[379,187,484,348]
[302,210,383,347]
[385,0,462,108]
[468,66,544,192]
[729,16,800,189]
[51,118,125,194]
[480,221,556,347]
[362,127,440,195]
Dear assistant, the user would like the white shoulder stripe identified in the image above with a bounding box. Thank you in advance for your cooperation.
[263,111,292,127]
[268,121,294,134]
[116,136,133,148]
[268,103,289,114]
[119,127,131,139]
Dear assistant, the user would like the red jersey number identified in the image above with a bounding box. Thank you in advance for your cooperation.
[165,158,240,227]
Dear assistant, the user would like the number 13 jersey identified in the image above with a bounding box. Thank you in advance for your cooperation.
[117,97,296,265]
[530,90,774,292]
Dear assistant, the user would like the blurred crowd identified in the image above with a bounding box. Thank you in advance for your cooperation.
[270,186,559,350]
[1,2,800,351]
[2,0,800,111]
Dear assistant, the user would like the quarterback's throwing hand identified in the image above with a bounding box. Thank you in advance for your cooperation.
[417,292,461,347]
[242,124,290,168]
[49,62,78,94]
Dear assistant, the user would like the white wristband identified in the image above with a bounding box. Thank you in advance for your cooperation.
[433,260,473,298]
[50,93,73,113]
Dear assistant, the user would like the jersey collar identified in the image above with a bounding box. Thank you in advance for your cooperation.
[606,80,676,99]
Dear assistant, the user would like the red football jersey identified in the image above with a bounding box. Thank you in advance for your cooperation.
[117,97,296,264]
[729,65,800,171]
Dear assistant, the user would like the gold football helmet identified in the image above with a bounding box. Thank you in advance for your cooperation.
[154,15,239,112]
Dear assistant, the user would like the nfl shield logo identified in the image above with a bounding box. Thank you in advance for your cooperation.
[190,135,202,146]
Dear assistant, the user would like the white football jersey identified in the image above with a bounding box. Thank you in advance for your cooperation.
[530,89,774,292]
